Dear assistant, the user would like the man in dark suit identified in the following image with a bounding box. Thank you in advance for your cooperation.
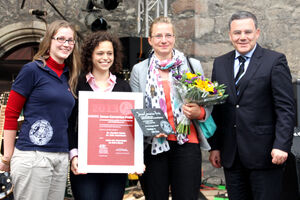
[208,11,295,200]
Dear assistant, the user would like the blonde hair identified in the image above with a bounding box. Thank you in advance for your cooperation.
[149,16,175,37]
[33,20,81,97]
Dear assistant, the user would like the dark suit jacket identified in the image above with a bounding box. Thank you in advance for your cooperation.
[68,74,132,150]
[209,44,295,169]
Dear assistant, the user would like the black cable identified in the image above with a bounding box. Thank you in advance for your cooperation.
[45,0,67,20]
[21,0,26,9]
[202,176,225,186]
[45,0,83,40]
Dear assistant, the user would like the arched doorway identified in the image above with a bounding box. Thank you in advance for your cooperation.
[0,21,46,92]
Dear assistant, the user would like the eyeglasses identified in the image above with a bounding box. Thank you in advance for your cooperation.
[52,37,76,45]
[151,34,174,40]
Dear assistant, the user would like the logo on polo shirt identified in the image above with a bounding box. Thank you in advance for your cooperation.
[29,120,53,146]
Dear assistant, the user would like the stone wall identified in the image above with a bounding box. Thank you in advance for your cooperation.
[169,0,300,79]
[1,0,299,78]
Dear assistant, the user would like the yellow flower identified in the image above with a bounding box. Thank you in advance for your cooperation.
[206,84,214,92]
[186,72,197,80]
[204,81,214,92]
[195,79,203,89]
[195,79,214,92]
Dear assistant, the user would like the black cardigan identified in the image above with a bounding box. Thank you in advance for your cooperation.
[68,74,132,151]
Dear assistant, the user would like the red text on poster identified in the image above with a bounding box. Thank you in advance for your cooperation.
[87,99,135,165]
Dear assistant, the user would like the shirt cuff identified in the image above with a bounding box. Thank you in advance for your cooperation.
[69,148,78,161]
[197,106,206,120]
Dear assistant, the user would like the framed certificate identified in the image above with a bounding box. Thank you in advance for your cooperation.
[78,91,144,174]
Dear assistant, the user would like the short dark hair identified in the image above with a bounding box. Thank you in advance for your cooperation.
[81,31,123,74]
[229,11,258,29]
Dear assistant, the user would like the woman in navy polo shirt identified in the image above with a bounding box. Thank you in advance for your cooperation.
[0,20,81,200]
[68,31,131,200]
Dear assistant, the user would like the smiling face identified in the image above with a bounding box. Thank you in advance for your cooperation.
[229,18,260,55]
[148,22,175,60]
[91,40,114,75]
[49,27,75,64]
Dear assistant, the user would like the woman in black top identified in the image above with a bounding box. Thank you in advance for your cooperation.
[68,31,131,200]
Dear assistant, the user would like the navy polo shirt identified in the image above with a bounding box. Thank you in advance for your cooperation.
[12,61,75,152]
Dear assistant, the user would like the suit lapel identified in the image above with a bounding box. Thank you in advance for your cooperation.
[225,51,238,102]
[237,45,262,101]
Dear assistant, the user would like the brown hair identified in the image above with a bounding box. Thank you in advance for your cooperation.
[81,31,123,74]
[33,20,81,97]
[149,16,175,37]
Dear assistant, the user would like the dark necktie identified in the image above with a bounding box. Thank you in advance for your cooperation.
[235,56,246,93]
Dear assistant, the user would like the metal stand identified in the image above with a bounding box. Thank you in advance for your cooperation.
[137,0,168,37]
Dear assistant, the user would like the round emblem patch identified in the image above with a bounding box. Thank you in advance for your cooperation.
[160,120,173,134]
[119,101,133,115]
[29,120,53,146]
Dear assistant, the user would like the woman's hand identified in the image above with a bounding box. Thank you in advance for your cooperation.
[132,164,146,176]
[0,157,10,172]
[154,133,168,138]
[182,103,202,119]
[70,156,86,175]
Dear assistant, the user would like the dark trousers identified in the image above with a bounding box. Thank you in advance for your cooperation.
[70,172,127,200]
[224,154,284,200]
[140,141,202,200]
[280,153,300,200]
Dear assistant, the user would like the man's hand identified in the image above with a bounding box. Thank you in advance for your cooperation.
[271,149,288,165]
[209,150,222,168]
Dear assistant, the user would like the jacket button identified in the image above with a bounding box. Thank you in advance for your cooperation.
[236,105,239,108]
[234,124,236,128]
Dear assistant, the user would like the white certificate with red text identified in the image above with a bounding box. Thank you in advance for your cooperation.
[78,91,144,173]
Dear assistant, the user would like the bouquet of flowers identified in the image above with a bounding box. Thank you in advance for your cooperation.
[172,71,228,142]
